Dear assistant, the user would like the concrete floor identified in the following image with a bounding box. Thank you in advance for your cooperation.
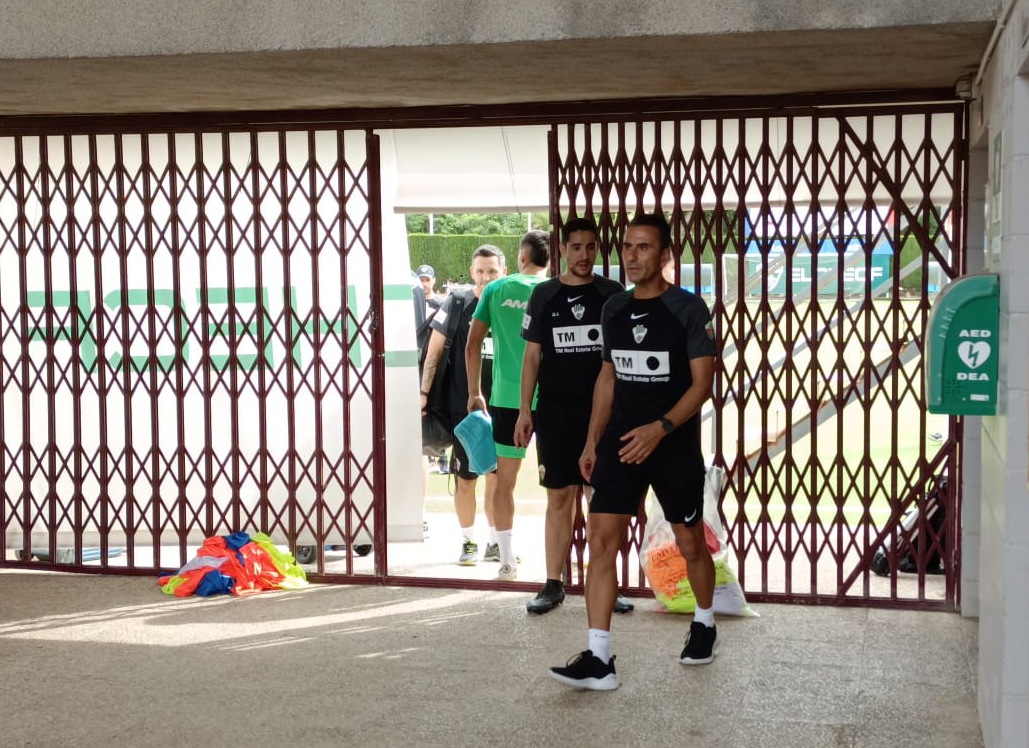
[0,566,982,748]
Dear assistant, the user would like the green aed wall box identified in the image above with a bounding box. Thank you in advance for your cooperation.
[925,272,1000,416]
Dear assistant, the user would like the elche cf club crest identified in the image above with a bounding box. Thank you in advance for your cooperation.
[571,302,585,321]
[632,324,648,344]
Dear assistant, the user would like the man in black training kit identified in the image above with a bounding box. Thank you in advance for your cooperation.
[549,212,718,691]
[420,245,506,565]
[515,217,632,614]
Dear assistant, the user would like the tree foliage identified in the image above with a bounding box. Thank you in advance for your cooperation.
[405,213,549,235]
[407,234,525,285]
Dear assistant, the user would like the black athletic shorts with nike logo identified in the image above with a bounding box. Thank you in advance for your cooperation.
[587,425,705,526]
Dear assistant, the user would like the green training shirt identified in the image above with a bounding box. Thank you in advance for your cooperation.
[472,272,546,409]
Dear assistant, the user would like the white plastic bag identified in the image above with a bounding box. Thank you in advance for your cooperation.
[639,465,757,617]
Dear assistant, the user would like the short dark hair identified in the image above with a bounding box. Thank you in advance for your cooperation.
[628,212,672,250]
[472,244,505,266]
[561,217,599,243]
[520,230,550,268]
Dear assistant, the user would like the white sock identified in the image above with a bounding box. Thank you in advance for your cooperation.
[497,529,515,565]
[588,628,611,663]
[489,527,498,544]
[460,527,476,544]
[694,604,715,628]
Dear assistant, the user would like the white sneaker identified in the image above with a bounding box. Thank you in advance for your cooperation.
[497,563,518,581]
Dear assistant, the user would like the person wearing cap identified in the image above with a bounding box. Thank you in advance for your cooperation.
[416,264,442,318]
[414,264,445,491]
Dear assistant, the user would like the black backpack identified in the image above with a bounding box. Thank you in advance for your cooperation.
[415,309,437,369]
[870,476,947,576]
[419,292,468,457]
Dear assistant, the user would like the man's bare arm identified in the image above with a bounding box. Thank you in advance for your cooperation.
[465,318,489,412]
[662,355,715,428]
[514,341,541,447]
[585,361,616,448]
[580,361,615,481]
[616,355,715,464]
[518,341,541,416]
[419,329,447,410]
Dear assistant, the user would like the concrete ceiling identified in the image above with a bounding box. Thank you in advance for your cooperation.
[0,23,994,117]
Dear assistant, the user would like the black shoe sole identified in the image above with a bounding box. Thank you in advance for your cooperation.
[613,596,634,614]
[527,598,564,614]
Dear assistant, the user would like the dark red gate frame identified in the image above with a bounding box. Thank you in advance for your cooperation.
[549,100,967,610]
[0,91,967,610]
[0,128,388,580]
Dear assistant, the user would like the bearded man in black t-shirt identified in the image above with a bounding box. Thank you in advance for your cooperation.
[549,213,718,691]
[514,217,630,615]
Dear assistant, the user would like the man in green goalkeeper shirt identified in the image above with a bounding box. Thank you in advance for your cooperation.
[466,230,549,581]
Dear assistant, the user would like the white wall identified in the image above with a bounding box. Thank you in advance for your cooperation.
[378,131,432,541]
[963,145,989,619]
[973,0,1029,744]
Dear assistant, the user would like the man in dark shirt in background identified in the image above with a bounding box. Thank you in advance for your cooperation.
[420,246,505,565]
[515,217,632,615]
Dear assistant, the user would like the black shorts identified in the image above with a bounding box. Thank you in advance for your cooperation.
[588,428,706,526]
[488,405,529,459]
[535,399,591,489]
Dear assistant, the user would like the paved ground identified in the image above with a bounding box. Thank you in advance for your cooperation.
[1,567,982,748]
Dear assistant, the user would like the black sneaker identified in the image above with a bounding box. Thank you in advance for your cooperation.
[680,621,717,665]
[549,650,619,690]
[613,594,634,614]
[527,579,565,614]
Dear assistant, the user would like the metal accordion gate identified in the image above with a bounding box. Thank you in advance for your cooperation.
[550,99,968,609]
[0,124,388,578]
[0,95,969,610]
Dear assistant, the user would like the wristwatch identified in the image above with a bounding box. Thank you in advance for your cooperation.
[659,416,675,434]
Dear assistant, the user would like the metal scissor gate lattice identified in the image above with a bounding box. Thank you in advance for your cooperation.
[0,96,967,609]
[0,127,387,578]
[550,102,967,608]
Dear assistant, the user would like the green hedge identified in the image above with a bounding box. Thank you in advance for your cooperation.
[407,234,526,285]
[899,236,923,292]
[408,233,624,285]
[408,231,924,290]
